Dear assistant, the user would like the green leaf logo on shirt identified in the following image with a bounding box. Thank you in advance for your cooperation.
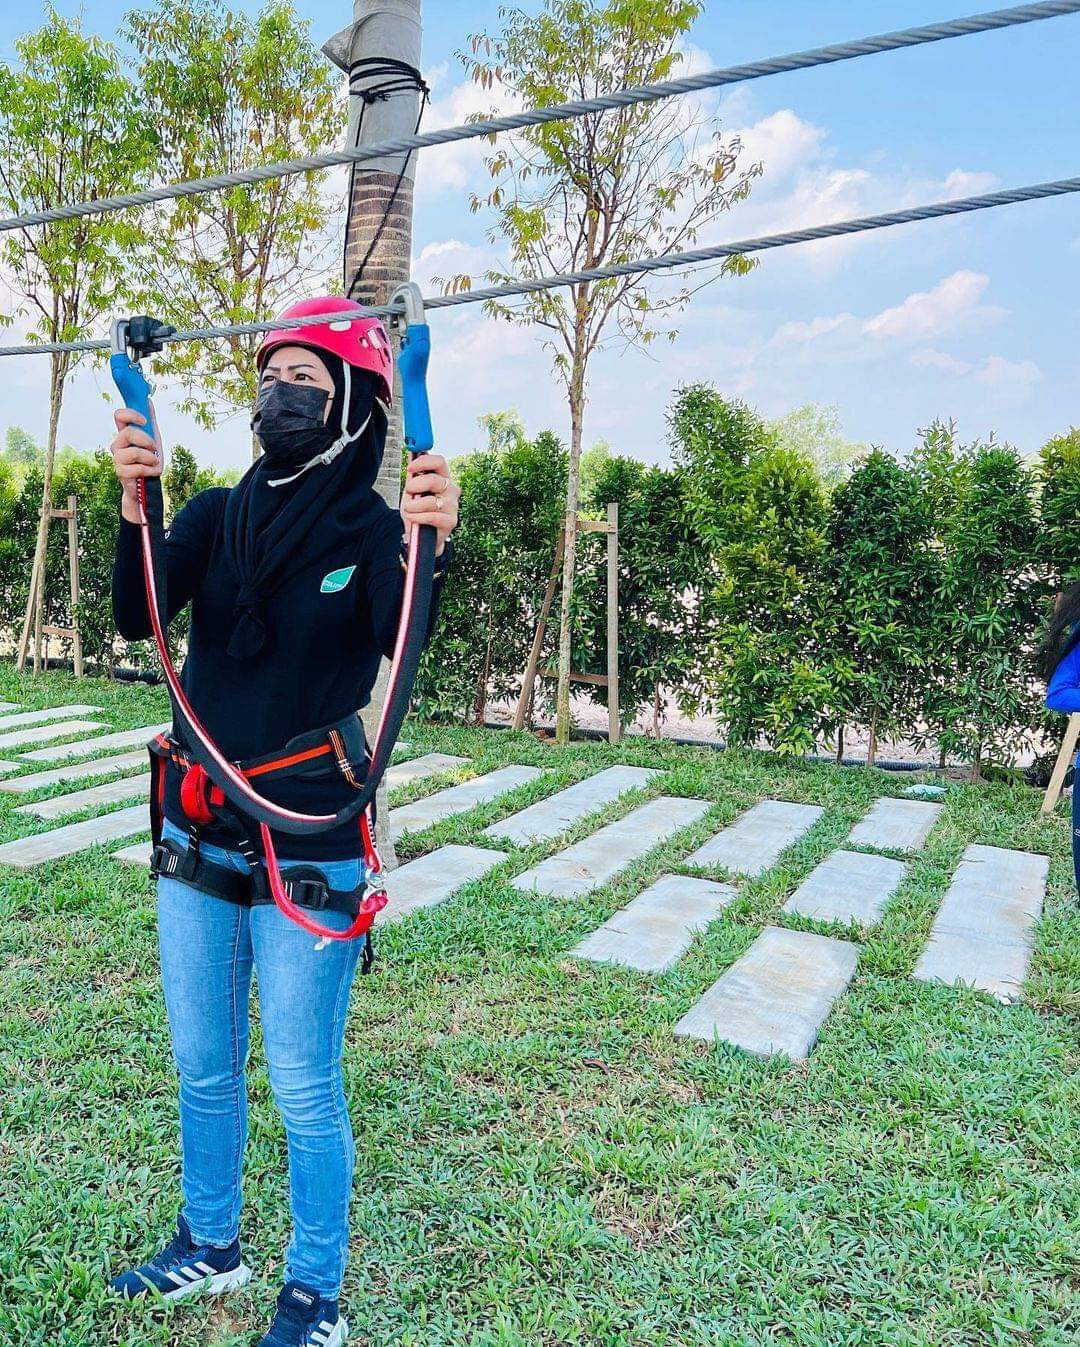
[320,565,356,595]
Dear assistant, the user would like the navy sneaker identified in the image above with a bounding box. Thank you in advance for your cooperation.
[259,1280,347,1347]
[109,1214,252,1301]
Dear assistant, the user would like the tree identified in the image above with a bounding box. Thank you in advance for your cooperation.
[0,10,157,670]
[125,0,344,435]
[3,426,42,470]
[414,412,565,723]
[768,403,865,489]
[935,438,1041,776]
[707,444,830,755]
[1037,427,1080,588]
[815,450,939,765]
[453,0,760,741]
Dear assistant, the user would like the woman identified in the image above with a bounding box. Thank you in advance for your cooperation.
[106,297,460,1347]
[1042,580,1080,896]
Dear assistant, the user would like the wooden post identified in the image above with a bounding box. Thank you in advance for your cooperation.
[22,497,84,677]
[1042,713,1080,813]
[515,507,620,742]
[606,501,620,745]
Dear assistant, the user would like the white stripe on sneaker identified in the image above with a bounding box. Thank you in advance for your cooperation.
[167,1270,190,1287]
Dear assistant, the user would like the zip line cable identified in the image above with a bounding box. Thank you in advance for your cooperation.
[0,1,1078,234]
[0,177,1076,358]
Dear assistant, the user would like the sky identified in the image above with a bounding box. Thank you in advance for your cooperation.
[1,1,1079,474]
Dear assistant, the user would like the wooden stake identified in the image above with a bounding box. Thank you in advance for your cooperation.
[606,501,620,745]
[1042,713,1080,813]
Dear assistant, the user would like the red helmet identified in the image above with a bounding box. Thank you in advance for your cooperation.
[256,296,393,406]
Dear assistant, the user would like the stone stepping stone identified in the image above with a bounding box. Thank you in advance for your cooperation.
[17,773,152,821]
[572,873,736,973]
[0,804,149,869]
[0,749,148,795]
[387,753,468,789]
[847,797,943,852]
[0,702,20,712]
[0,704,102,730]
[674,925,860,1059]
[389,765,542,841]
[20,723,170,764]
[380,844,505,923]
[782,850,906,928]
[512,796,711,900]
[913,844,1048,1004]
[683,800,823,878]
[483,765,659,846]
[113,840,152,868]
[0,762,20,777]
[0,720,104,752]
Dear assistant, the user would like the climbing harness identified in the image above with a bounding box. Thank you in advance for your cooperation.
[110,286,437,950]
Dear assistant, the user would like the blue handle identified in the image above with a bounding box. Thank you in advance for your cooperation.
[110,351,156,439]
[397,322,433,457]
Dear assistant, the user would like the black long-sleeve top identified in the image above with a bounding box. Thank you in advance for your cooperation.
[113,487,449,858]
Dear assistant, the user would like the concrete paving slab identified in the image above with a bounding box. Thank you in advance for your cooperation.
[113,840,152,868]
[0,720,104,752]
[483,765,659,846]
[0,750,148,795]
[379,844,506,923]
[848,797,943,852]
[0,762,19,777]
[913,844,1048,1003]
[572,873,736,972]
[387,753,469,789]
[389,765,542,841]
[17,773,152,821]
[674,925,860,1059]
[0,704,102,730]
[512,796,711,900]
[0,805,149,868]
[20,723,170,764]
[683,800,824,878]
[0,703,20,712]
[782,849,906,928]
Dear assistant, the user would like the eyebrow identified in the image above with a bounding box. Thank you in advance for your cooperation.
[265,360,319,373]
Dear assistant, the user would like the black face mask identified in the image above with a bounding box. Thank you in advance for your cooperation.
[251,380,337,465]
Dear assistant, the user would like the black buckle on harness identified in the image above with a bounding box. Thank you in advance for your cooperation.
[282,874,332,913]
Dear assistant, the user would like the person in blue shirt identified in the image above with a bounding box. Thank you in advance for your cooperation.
[1041,581,1080,895]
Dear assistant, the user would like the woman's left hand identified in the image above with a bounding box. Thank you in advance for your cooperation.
[400,453,460,556]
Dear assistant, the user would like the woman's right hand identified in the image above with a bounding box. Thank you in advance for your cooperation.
[110,408,162,524]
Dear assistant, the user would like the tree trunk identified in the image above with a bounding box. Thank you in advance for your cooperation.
[332,0,422,870]
[867,709,879,768]
[971,740,983,783]
[473,618,492,725]
[555,343,586,744]
[835,724,845,764]
[653,682,662,739]
[19,356,64,675]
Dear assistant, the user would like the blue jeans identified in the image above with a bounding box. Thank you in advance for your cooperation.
[156,818,364,1298]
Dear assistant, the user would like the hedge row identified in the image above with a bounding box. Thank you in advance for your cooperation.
[416,393,1080,774]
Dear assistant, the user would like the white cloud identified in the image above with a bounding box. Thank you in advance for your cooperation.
[766,312,854,348]
[415,65,521,201]
[974,355,1043,397]
[863,270,1002,341]
[911,348,973,375]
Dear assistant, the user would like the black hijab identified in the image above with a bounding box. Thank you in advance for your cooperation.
[222,353,386,660]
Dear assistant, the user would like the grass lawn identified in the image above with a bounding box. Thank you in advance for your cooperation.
[0,664,1077,1347]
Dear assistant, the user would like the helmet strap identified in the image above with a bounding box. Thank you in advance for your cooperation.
[267,364,371,488]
